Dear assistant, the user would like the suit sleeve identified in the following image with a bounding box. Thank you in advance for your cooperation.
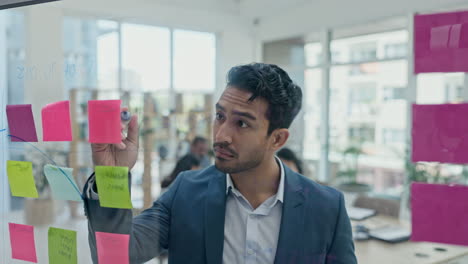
[326,193,357,264]
[83,172,185,264]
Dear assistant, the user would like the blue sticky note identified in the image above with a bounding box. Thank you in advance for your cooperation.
[44,165,82,201]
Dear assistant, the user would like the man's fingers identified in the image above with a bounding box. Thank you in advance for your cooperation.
[126,115,139,143]
[114,142,127,150]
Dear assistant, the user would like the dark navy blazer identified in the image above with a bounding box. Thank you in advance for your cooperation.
[83,164,357,264]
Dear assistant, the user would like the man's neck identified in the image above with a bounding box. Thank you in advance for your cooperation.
[230,156,280,209]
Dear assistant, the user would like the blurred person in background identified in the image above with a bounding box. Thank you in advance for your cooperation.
[277,147,303,174]
[190,136,211,168]
[160,154,200,191]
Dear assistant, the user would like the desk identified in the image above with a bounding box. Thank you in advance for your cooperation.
[353,216,468,264]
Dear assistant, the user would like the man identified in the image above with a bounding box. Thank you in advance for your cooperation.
[84,63,357,264]
[190,136,211,168]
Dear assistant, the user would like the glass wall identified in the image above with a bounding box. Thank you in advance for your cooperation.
[263,16,468,196]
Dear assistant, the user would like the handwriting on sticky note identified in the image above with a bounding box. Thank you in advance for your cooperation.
[88,100,121,143]
[48,227,77,264]
[96,232,130,264]
[6,104,38,142]
[9,223,38,263]
[95,166,132,209]
[42,101,73,141]
[7,160,38,198]
[44,165,82,201]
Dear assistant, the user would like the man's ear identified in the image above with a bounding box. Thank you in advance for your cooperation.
[269,128,289,152]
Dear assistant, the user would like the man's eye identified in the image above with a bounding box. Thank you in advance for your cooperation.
[238,120,248,128]
[215,113,223,120]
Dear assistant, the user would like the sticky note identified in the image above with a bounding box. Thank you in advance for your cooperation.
[9,223,38,263]
[411,183,468,246]
[414,11,468,73]
[42,100,73,141]
[95,166,132,209]
[44,165,82,201]
[7,160,38,198]
[96,232,130,264]
[48,227,77,264]
[88,100,121,143]
[6,104,38,142]
[412,104,468,163]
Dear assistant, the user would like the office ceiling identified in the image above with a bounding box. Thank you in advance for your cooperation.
[152,0,309,20]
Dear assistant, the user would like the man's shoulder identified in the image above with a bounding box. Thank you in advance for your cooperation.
[292,172,343,203]
[178,165,223,185]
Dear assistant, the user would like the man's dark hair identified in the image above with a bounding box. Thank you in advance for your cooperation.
[227,63,302,135]
[192,136,207,146]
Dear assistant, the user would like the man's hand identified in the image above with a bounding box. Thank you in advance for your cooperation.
[91,108,139,169]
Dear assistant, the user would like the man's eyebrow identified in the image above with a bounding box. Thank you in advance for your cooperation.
[232,110,256,121]
[216,103,257,120]
[215,103,225,111]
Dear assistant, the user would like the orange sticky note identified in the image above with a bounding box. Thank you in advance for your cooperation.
[96,232,129,264]
[88,100,121,143]
[42,101,72,141]
[9,223,38,263]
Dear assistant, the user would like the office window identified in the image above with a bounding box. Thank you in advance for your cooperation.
[97,21,119,89]
[173,29,216,92]
[415,73,466,187]
[330,30,408,193]
[122,24,170,92]
[303,68,322,161]
[416,73,465,104]
[304,42,322,67]
[6,10,25,105]
[63,18,118,90]
[331,30,408,64]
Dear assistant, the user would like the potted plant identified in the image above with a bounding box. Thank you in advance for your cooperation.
[336,145,372,193]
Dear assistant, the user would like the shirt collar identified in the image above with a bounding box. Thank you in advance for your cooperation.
[226,156,285,203]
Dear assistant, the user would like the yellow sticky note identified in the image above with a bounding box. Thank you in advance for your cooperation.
[7,160,38,198]
[95,166,132,209]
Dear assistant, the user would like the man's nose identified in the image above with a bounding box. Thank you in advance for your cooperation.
[214,122,233,145]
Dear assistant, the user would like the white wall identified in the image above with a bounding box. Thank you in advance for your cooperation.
[256,0,468,42]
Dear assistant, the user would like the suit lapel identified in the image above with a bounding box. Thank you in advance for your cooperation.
[204,170,227,264]
[274,168,306,264]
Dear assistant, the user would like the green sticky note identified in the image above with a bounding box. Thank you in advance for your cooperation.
[95,166,132,209]
[7,160,38,198]
[48,227,77,264]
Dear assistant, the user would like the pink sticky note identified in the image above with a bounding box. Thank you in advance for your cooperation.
[88,100,121,143]
[6,104,38,142]
[414,11,468,73]
[412,103,468,163]
[9,223,38,263]
[42,101,72,141]
[95,232,129,264]
[411,183,468,246]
